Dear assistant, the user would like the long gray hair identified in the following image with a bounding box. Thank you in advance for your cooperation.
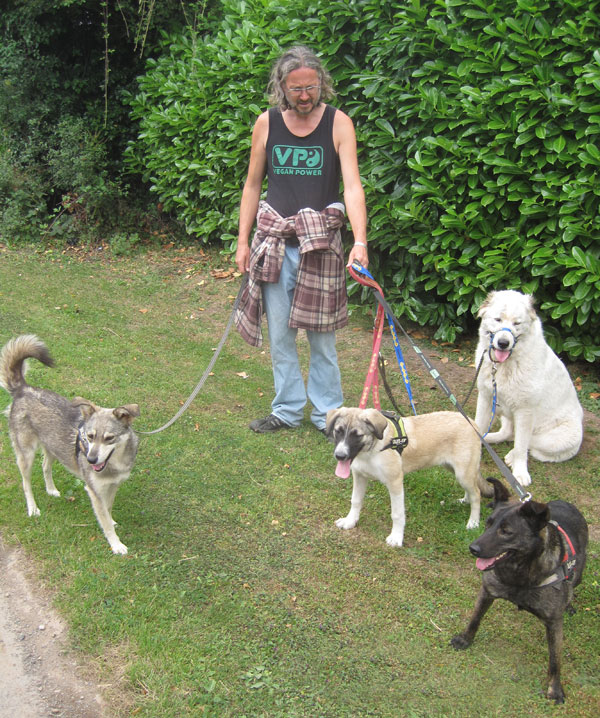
[267,46,335,110]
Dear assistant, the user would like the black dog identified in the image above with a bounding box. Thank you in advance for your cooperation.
[451,478,588,704]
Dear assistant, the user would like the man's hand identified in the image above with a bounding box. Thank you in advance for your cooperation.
[235,243,250,273]
[347,243,368,269]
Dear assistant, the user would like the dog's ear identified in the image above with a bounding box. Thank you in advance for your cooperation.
[519,499,550,530]
[72,397,98,419]
[113,404,140,423]
[363,409,388,440]
[524,293,537,320]
[325,408,342,438]
[486,477,510,507]
[477,292,496,318]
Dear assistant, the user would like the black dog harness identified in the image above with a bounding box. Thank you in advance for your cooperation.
[537,520,578,588]
[379,410,409,455]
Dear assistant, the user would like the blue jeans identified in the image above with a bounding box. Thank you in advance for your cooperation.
[262,245,343,429]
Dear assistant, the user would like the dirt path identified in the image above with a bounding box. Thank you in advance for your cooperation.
[0,539,108,718]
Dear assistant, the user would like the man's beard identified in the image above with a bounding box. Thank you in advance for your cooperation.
[288,95,322,115]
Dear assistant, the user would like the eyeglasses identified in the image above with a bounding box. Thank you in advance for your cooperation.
[285,84,321,95]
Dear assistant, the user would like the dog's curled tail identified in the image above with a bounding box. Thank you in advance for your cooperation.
[478,474,495,498]
[0,335,54,394]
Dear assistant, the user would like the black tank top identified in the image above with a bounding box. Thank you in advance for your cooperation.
[265,105,341,217]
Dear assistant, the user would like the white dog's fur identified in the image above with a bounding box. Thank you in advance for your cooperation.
[474,290,583,487]
[326,408,492,547]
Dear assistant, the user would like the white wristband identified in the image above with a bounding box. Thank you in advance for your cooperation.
[354,241,368,248]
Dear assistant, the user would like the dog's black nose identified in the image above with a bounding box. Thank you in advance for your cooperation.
[497,337,510,350]
[469,543,481,557]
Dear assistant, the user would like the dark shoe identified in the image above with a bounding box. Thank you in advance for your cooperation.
[249,414,291,433]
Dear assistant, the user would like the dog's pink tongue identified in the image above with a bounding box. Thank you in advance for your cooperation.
[493,349,511,363]
[476,556,497,571]
[335,460,352,479]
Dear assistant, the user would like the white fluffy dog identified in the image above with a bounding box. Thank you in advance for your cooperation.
[474,290,583,487]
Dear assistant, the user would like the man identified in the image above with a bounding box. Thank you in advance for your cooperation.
[235,45,368,433]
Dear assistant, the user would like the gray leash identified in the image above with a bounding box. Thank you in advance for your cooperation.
[137,274,247,436]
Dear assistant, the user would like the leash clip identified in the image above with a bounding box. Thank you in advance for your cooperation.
[519,492,532,503]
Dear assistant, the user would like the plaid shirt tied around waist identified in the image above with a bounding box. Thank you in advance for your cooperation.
[235,201,348,347]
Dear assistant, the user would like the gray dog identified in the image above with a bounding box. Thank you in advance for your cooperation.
[1,335,140,554]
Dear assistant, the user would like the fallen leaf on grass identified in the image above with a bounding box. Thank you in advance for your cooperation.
[211,268,236,279]
[236,371,249,379]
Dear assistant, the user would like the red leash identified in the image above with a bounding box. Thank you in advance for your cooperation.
[360,302,385,409]
[349,263,387,410]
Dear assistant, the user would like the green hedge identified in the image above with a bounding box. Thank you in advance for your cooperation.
[127,0,600,361]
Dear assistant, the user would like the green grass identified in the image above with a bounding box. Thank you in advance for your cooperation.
[0,244,599,717]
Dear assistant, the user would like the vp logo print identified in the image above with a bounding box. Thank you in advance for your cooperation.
[272,145,324,175]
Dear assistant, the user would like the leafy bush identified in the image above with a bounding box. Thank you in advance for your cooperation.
[0,0,213,245]
[352,0,600,362]
[0,148,48,244]
[127,0,600,361]
[43,117,125,243]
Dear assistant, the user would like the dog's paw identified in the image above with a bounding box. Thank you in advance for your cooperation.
[465,518,480,530]
[28,506,41,517]
[510,467,532,486]
[450,634,472,651]
[47,489,61,498]
[547,683,565,704]
[385,533,404,548]
[111,541,128,555]
[517,472,532,487]
[335,516,357,531]
[504,451,532,486]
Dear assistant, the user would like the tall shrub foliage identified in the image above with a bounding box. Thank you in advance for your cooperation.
[128,0,600,361]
